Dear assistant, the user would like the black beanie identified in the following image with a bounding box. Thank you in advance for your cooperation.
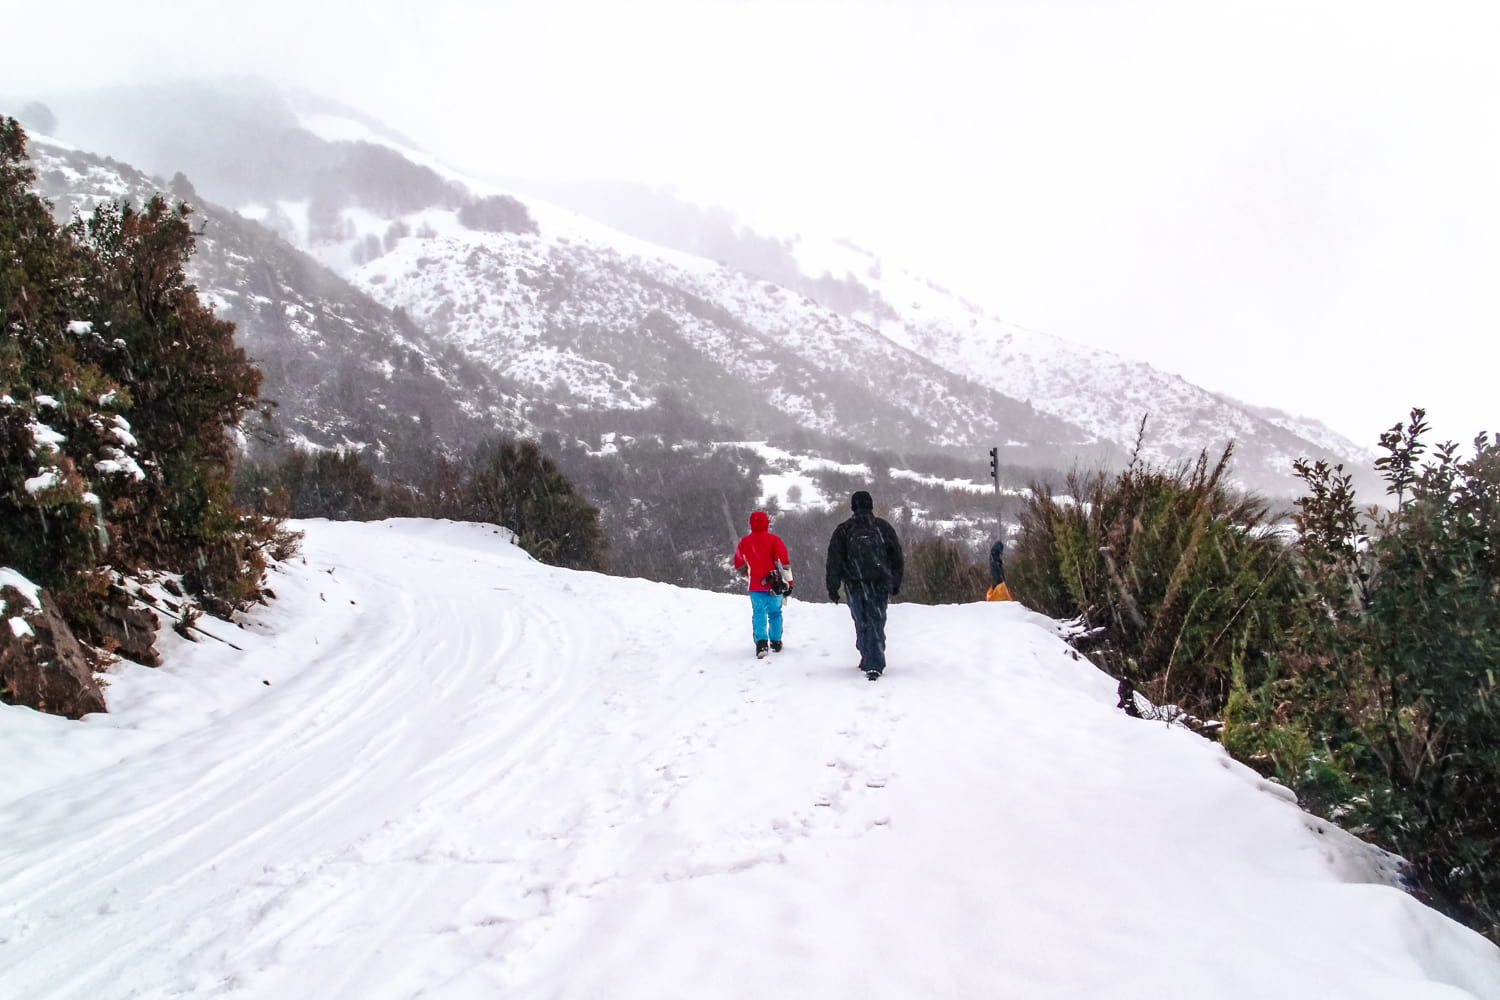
[851,490,873,512]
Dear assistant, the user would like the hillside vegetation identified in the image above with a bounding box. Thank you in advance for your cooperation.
[1,119,290,713]
[1009,410,1500,942]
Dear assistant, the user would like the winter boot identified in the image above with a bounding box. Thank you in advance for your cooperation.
[770,640,783,653]
[755,639,770,659]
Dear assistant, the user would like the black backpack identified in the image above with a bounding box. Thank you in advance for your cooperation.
[844,516,887,582]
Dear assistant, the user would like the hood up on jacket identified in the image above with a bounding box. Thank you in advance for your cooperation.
[850,491,873,513]
[749,510,770,532]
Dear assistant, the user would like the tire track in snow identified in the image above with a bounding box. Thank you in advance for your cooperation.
[1,524,940,1000]
[0,522,617,999]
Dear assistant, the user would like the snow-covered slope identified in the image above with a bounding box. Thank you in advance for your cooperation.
[774,234,1379,494]
[2,519,1496,999]
[343,166,1367,491]
[496,178,1374,495]
[26,137,529,475]
[352,227,1103,463]
[23,80,1377,495]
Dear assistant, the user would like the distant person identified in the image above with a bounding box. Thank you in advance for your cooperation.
[986,537,1014,601]
[825,490,904,680]
[733,510,794,659]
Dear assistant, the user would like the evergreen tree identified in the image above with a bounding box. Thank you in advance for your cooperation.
[465,437,608,572]
[1,117,129,606]
[0,117,283,634]
[79,195,268,606]
[457,195,539,235]
[236,448,387,521]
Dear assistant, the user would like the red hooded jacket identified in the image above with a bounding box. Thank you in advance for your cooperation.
[733,511,792,592]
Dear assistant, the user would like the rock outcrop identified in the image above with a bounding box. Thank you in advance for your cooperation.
[0,584,109,719]
[88,597,161,667]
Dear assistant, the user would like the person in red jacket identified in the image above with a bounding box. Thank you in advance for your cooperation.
[733,510,794,658]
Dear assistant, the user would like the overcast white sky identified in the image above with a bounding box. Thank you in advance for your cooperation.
[5,0,1497,448]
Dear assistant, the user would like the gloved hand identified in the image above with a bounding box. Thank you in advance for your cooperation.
[827,589,839,604]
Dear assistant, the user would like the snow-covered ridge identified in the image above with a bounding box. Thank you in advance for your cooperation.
[286,103,1368,491]
[26,136,531,468]
[777,233,1373,485]
[349,220,1101,461]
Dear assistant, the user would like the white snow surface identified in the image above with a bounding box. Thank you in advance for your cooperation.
[28,420,64,452]
[23,469,63,494]
[2,519,1497,1000]
[0,567,43,609]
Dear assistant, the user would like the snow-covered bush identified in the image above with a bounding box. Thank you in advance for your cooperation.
[1,116,285,659]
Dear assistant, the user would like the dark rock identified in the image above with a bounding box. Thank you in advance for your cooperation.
[0,585,108,719]
[89,597,161,667]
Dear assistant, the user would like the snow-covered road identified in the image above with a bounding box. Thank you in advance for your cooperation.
[3,519,1498,999]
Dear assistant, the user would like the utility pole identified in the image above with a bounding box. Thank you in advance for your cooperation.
[989,446,1002,552]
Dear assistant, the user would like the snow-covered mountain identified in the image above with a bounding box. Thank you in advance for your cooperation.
[14,79,1375,498]
[506,179,1381,496]
[349,217,1099,465]
[3,518,1496,998]
[291,100,1370,496]
[24,136,530,479]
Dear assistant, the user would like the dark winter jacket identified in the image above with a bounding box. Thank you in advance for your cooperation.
[734,510,792,593]
[825,491,904,597]
[989,539,1006,586]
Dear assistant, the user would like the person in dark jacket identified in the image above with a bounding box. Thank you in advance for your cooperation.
[825,490,904,680]
[985,536,1014,600]
[989,538,1006,586]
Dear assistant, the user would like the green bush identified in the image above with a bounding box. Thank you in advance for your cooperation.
[1007,442,1296,718]
[1234,410,1500,940]
[238,438,610,575]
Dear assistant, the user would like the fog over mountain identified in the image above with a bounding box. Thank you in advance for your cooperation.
[7,2,1498,455]
[13,79,1383,508]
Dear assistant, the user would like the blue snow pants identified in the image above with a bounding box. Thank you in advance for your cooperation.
[844,580,890,675]
[749,590,784,642]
